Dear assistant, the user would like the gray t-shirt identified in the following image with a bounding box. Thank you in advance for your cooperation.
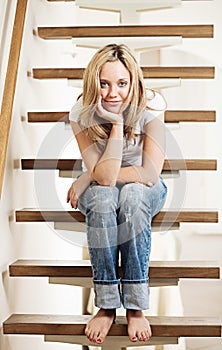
[69,91,166,170]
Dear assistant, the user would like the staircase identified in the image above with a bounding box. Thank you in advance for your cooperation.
[2,0,221,349]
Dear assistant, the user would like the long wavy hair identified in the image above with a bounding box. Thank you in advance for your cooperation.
[78,44,162,141]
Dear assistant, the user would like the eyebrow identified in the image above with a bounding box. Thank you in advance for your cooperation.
[99,77,130,82]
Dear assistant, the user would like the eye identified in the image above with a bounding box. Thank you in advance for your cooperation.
[118,81,128,87]
[100,81,109,88]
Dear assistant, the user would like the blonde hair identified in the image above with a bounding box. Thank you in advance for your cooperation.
[78,44,163,141]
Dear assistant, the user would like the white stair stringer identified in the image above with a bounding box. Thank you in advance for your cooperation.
[49,276,179,288]
[75,0,182,13]
[45,334,178,348]
[72,36,183,52]
[75,0,182,24]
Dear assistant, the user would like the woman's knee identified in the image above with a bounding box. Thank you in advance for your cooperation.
[119,183,152,215]
[81,183,119,213]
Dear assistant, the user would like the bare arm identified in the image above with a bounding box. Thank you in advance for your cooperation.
[70,103,124,186]
[92,123,123,186]
[117,115,165,185]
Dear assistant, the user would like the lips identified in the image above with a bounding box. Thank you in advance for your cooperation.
[104,100,122,105]
[102,100,123,113]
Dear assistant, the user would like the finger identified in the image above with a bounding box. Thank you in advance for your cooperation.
[96,103,105,118]
[66,191,70,203]
[71,200,78,209]
[71,194,78,209]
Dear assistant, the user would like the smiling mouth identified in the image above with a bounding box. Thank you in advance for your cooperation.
[104,100,122,105]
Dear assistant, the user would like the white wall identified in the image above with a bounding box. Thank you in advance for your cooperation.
[0,1,221,350]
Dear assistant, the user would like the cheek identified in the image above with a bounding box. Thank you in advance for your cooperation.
[122,87,130,100]
[100,90,107,100]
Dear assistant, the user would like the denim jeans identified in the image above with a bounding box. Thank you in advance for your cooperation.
[78,177,167,310]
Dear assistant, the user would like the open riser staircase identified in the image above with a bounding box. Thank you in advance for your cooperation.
[2,0,221,349]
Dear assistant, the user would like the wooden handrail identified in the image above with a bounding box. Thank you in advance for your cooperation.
[0,0,28,198]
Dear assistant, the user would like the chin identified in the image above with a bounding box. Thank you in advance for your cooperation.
[103,102,122,114]
[107,106,121,114]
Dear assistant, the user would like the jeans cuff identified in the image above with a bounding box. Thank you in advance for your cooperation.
[94,283,121,309]
[122,282,149,310]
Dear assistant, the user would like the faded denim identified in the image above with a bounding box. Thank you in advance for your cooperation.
[78,177,167,310]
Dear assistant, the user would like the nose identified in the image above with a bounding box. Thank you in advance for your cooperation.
[108,84,118,98]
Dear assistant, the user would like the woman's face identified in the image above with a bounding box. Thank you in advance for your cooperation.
[99,60,131,114]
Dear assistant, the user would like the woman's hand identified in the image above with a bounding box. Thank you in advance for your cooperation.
[96,97,123,125]
[67,172,91,209]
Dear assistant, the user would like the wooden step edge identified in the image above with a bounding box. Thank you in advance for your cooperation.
[31,67,215,80]
[3,314,222,337]
[27,110,216,123]
[165,110,216,123]
[27,111,69,123]
[15,209,219,224]
[37,24,214,39]
[21,159,217,171]
[9,259,221,279]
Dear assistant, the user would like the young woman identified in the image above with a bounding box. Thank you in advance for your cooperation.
[67,44,167,344]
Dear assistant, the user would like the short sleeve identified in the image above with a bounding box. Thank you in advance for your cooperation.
[69,96,83,122]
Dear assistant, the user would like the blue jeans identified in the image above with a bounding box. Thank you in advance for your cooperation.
[78,177,167,310]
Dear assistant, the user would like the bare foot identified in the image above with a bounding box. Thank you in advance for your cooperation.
[85,308,116,344]
[126,309,152,342]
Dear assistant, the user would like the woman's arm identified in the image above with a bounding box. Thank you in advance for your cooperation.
[70,115,124,186]
[92,123,123,186]
[70,121,101,175]
[117,115,165,185]
[67,117,123,208]
[67,171,91,209]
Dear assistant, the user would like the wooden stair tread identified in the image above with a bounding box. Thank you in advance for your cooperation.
[15,209,219,224]
[3,314,222,337]
[27,110,216,123]
[32,67,215,79]
[37,25,214,39]
[21,159,217,171]
[9,259,221,279]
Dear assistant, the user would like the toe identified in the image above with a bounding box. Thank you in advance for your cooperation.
[141,330,148,341]
[137,331,143,341]
[128,330,137,342]
[96,330,106,344]
[91,330,99,343]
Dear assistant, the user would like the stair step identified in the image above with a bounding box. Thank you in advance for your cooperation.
[32,67,215,79]
[9,260,221,279]
[27,110,216,124]
[15,209,219,224]
[165,110,216,123]
[37,25,214,39]
[20,158,217,172]
[3,314,222,337]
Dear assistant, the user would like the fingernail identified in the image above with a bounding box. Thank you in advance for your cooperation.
[97,338,102,343]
